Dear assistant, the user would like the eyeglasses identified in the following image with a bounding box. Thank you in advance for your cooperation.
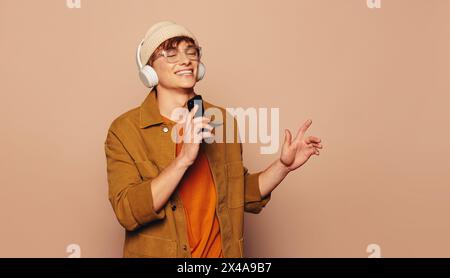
[156,46,202,64]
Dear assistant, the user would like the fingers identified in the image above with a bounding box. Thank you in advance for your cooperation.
[179,106,214,144]
[192,116,211,124]
[192,126,214,143]
[199,131,214,140]
[192,117,213,134]
[184,115,210,133]
[294,119,312,142]
[194,123,214,134]
[284,129,292,146]
[305,136,321,144]
[286,126,324,151]
[308,141,322,156]
[184,117,214,143]
[179,104,200,125]
[312,145,320,155]
[189,104,199,120]
[307,145,320,156]
[311,143,323,149]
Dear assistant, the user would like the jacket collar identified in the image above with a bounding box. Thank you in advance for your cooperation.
[139,88,215,129]
[140,88,164,128]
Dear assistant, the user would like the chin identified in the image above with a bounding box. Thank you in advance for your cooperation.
[175,80,196,89]
[179,84,196,90]
[166,74,197,89]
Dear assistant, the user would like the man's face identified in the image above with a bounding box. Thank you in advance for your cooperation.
[152,40,199,90]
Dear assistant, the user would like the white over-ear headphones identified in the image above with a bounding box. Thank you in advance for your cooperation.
[136,39,206,88]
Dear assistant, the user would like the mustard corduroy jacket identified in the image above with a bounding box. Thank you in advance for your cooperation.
[104,89,271,258]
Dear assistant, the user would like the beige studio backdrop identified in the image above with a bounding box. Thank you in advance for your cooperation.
[1,0,449,257]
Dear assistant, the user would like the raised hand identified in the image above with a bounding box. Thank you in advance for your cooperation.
[177,104,213,167]
[280,119,323,172]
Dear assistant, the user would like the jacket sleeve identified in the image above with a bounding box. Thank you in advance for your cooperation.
[240,142,272,214]
[104,129,165,231]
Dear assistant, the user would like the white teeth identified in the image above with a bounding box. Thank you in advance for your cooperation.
[176,70,193,75]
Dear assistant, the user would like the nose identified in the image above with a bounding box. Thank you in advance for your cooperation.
[178,51,191,65]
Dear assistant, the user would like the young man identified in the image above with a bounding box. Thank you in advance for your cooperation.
[104,21,323,258]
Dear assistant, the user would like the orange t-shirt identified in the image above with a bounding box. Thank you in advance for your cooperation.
[162,115,223,258]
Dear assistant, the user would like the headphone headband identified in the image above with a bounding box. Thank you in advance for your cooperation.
[136,39,145,70]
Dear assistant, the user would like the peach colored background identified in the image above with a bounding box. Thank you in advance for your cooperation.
[1,0,449,258]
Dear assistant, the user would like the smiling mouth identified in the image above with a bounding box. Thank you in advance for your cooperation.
[175,69,193,76]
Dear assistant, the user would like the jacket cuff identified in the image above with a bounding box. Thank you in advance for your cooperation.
[127,179,165,225]
[244,171,271,213]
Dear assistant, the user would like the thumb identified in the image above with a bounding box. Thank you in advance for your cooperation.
[284,129,292,146]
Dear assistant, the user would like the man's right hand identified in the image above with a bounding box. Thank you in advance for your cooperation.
[177,104,214,167]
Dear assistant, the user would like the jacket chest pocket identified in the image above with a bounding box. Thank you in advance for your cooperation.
[135,160,160,180]
[225,161,245,208]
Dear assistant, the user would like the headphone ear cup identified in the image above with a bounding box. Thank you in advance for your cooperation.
[139,65,159,88]
[196,62,206,81]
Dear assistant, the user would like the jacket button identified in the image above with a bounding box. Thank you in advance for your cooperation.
[171,204,177,211]
[162,126,169,133]
[183,245,187,251]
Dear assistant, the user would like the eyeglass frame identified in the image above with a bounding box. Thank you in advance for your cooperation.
[154,45,203,64]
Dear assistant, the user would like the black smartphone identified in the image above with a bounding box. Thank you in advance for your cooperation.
[187,95,206,141]
[187,94,222,128]
[187,94,204,118]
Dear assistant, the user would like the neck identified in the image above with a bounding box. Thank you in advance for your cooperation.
[155,85,196,120]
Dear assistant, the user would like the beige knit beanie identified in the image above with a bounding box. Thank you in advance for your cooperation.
[139,21,199,66]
